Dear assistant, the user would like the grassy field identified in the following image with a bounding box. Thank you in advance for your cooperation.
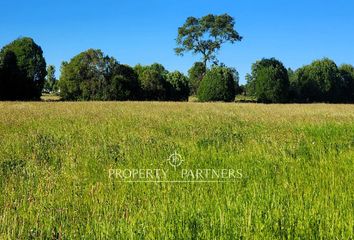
[0,102,353,239]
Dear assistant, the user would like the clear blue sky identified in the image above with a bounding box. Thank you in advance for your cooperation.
[1,0,353,83]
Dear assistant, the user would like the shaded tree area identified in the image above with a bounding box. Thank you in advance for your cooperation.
[338,64,354,103]
[1,35,353,103]
[245,58,354,103]
[188,62,206,96]
[166,71,190,101]
[174,14,242,102]
[0,39,191,102]
[134,63,169,101]
[134,63,189,101]
[198,66,237,102]
[0,14,241,102]
[59,49,141,101]
[59,51,190,101]
[43,65,58,93]
[291,59,341,103]
[246,58,289,103]
[0,37,46,100]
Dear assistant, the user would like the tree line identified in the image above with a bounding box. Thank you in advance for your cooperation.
[245,58,354,103]
[0,13,353,102]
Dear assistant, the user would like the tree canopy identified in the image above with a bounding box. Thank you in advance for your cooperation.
[338,64,354,102]
[188,62,206,95]
[248,58,289,103]
[0,51,21,100]
[197,66,236,102]
[175,14,242,68]
[166,71,190,101]
[0,37,46,100]
[43,65,57,93]
[59,49,140,101]
[134,63,170,101]
[1,35,353,103]
[291,58,341,102]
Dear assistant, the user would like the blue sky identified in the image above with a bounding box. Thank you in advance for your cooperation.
[1,0,353,83]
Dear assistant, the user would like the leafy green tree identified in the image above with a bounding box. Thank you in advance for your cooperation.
[197,66,236,102]
[0,51,22,100]
[287,68,296,82]
[43,65,57,93]
[238,84,246,95]
[229,66,241,95]
[292,58,341,102]
[59,49,109,100]
[175,14,242,68]
[287,68,298,101]
[134,63,170,100]
[245,73,255,96]
[0,37,46,100]
[188,62,206,95]
[166,71,190,101]
[59,49,139,101]
[107,64,140,100]
[249,58,289,103]
[338,64,354,102]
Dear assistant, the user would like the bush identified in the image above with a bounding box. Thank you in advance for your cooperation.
[0,37,46,100]
[107,64,140,100]
[166,71,190,101]
[134,63,170,100]
[197,66,236,102]
[0,51,21,100]
[43,65,57,93]
[249,58,289,103]
[338,64,354,103]
[188,62,206,95]
[291,58,341,103]
[59,49,139,101]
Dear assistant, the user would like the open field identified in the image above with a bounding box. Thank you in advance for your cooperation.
[0,102,353,239]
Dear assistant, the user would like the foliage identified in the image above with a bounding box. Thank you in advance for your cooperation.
[197,66,236,102]
[245,73,255,96]
[1,36,353,103]
[229,66,241,95]
[134,63,170,100]
[59,49,140,101]
[0,37,46,100]
[108,64,140,100]
[338,64,354,102]
[0,51,21,100]
[175,14,242,68]
[291,58,341,102]
[248,58,289,103]
[244,58,354,103]
[166,71,190,101]
[43,65,57,93]
[188,62,206,95]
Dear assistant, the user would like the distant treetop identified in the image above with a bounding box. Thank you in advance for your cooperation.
[175,14,242,69]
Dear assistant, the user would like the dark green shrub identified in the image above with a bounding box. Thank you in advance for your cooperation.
[250,58,289,103]
[338,64,354,103]
[291,58,341,103]
[134,63,170,101]
[197,66,236,102]
[0,37,46,100]
[188,62,206,95]
[59,49,139,101]
[166,71,190,101]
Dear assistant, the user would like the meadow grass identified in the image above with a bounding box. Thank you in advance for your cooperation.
[0,102,353,239]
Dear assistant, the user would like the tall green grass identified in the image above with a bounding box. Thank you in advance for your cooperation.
[0,102,353,239]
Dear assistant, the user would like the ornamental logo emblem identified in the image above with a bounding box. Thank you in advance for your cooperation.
[167,151,184,170]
